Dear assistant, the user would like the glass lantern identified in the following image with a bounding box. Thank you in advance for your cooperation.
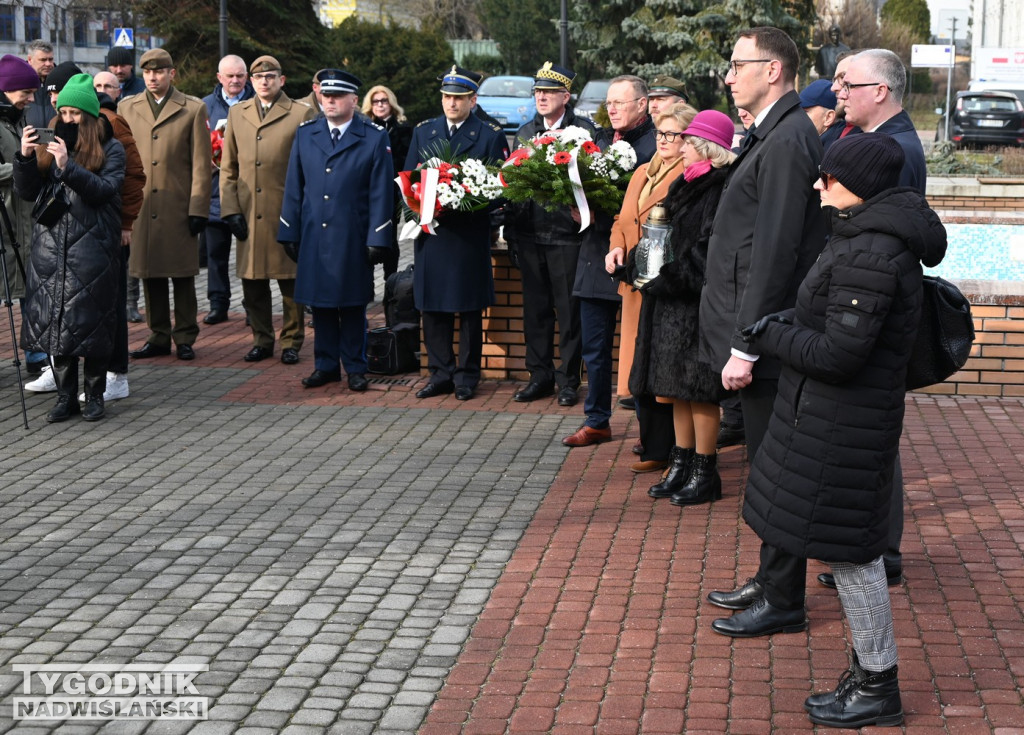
[633,204,673,289]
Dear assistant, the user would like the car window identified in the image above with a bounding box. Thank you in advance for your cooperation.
[580,81,610,101]
[964,97,1018,112]
[479,78,533,98]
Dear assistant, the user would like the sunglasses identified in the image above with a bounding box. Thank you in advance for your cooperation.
[818,166,833,190]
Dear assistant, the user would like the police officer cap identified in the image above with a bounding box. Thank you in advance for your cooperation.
[533,61,576,92]
[139,48,173,70]
[648,75,689,102]
[319,69,360,96]
[250,55,281,75]
[438,65,481,95]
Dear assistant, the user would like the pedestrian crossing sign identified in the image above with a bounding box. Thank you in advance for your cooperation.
[112,28,134,48]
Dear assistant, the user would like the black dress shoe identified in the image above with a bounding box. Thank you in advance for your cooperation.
[454,386,475,401]
[244,346,273,362]
[817,570,903,590]
[176,344,195,361]
[557,386,578,406]
[281,348,299,365]
[302,369,342,388]
[618,396,635,410]
[416,381,454,399]
[716,423,746,448]
[348,373,368,392]
[514,381,554,402]
[707,578,764,610]
[130,342,171,359]
[711,597,808,638]
[203,309,228,325]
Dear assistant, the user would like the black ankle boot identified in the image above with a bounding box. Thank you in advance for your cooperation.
[82,367,106,422]
[805,652,861,710]
[46,357,80,423]
[806,664,903,728]
[648,446,694,498]
[670,452,722,506]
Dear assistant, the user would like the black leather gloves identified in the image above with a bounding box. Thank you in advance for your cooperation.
[367,246,390,265]
[223,214,248,241]
[280,241,300,263]
[188,216,207,236]
[741,313,793,341]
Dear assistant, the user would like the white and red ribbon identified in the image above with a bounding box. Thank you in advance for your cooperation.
[568,147,591,233]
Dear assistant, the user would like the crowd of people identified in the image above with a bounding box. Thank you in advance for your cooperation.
[0,26,948,728]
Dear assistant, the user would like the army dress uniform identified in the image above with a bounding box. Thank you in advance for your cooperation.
[220,55,317,362]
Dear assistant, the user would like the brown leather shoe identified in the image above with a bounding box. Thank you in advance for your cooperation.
[562,425,612,447]
[631,459,669,473]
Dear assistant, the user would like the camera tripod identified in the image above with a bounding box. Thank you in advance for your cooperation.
[0,193,31,429]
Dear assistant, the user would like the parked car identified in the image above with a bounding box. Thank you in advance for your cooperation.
[574,79,610,123]
[941,90,1024,148]
[476,75,536,134]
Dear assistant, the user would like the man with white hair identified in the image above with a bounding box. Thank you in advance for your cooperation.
[834,48,925,191]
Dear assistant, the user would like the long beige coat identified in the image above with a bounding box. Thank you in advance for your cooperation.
[119,88,211,278]
[219,94,315,280]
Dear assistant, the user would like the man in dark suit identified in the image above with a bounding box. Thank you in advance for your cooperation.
[278,70,394,391]
[405,66,508,401]
[699,27,827,638]
[505,62,597,410]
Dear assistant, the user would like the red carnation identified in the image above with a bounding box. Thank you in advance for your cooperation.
[553,151,572,165]
[582,141,600,154]
[534,135,557,146]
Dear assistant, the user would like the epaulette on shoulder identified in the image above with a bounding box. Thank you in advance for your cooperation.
[298,117,319,127]
[488,122,503,133]
[368,121,385,131]
[184,94,204,104]
[416,119,432,128]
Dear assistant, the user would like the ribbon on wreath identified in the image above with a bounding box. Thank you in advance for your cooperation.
[568,147,592,233]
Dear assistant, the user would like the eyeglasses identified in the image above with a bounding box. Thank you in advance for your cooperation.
[728,59,773,75]
[371,98,390,105]
[817,167,833,189]
[654,130,683,142]
[840,81,884,94]
[605,97,642,109]
[252,73,279,82]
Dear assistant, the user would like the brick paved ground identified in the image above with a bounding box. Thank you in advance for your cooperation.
[0,254,1021,733]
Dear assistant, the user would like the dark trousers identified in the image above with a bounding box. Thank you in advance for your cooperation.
[202,223,232,311]
[579,297,618,429]
[381,243,398,281]
[519,242,582,390]
[635,394,674,462]
[885,457,904,575]
[142,277,199,347]
[422,309,482,388]
[311,305,367,375]
[241,278,304,351]
[107,246,129,374]
[721,393,743,428]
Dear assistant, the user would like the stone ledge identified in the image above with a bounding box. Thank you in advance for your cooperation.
[926,176,1024,198]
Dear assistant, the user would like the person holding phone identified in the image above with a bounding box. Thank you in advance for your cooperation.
[15,73,125,423]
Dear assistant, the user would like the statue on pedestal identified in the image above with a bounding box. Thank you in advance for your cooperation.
[815,25,851,79]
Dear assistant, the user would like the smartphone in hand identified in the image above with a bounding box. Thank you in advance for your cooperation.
[34,128,56,145]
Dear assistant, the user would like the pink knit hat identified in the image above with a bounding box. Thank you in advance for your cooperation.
[0,54,40,92]
[681,110,735,151]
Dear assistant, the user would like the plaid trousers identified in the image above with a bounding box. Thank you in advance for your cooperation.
[831,556,898,672]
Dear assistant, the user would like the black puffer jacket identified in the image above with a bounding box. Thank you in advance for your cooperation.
[628,166,728,402]
[742,188,946,564]
[15,131,125,358]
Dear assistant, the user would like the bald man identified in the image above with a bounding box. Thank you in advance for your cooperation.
[93,70,121,102]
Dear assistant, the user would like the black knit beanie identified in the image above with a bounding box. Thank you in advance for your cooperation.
[106,47,135,67]
[45,61,84,93]
[819,133,905,201]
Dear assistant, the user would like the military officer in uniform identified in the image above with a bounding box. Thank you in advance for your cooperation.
[278,70,394,392]
[220,55,316,365]
[119,48,211,361]
[404,66,508,401]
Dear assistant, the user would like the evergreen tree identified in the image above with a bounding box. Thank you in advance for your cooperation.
[136,0,327,99]
[478,0,562,76]
[880,0,931,42]
[328,16,454,126]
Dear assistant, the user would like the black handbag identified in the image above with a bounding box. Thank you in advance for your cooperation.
[905,276,975,390]
[32,180,70,228]
[367,325,419,375]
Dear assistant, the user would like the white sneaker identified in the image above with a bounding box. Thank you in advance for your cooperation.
[79,372,130,402]
[25,365,57,393]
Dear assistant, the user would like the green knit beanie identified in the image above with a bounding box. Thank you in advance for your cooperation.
[55,73,100,118]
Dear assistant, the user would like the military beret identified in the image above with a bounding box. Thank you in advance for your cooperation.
[139,48,173,70]
[250,55,281,75]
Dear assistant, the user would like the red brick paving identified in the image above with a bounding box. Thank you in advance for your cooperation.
[6,303,1023,732]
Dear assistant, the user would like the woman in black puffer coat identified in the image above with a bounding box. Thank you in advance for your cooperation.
[739,134,946,729]
[15,73,124,423]
[629,110,735,506]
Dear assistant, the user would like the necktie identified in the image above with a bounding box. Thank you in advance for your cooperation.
[331,128,341,146]
[448,125,456,139]
[740,123,757,152]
